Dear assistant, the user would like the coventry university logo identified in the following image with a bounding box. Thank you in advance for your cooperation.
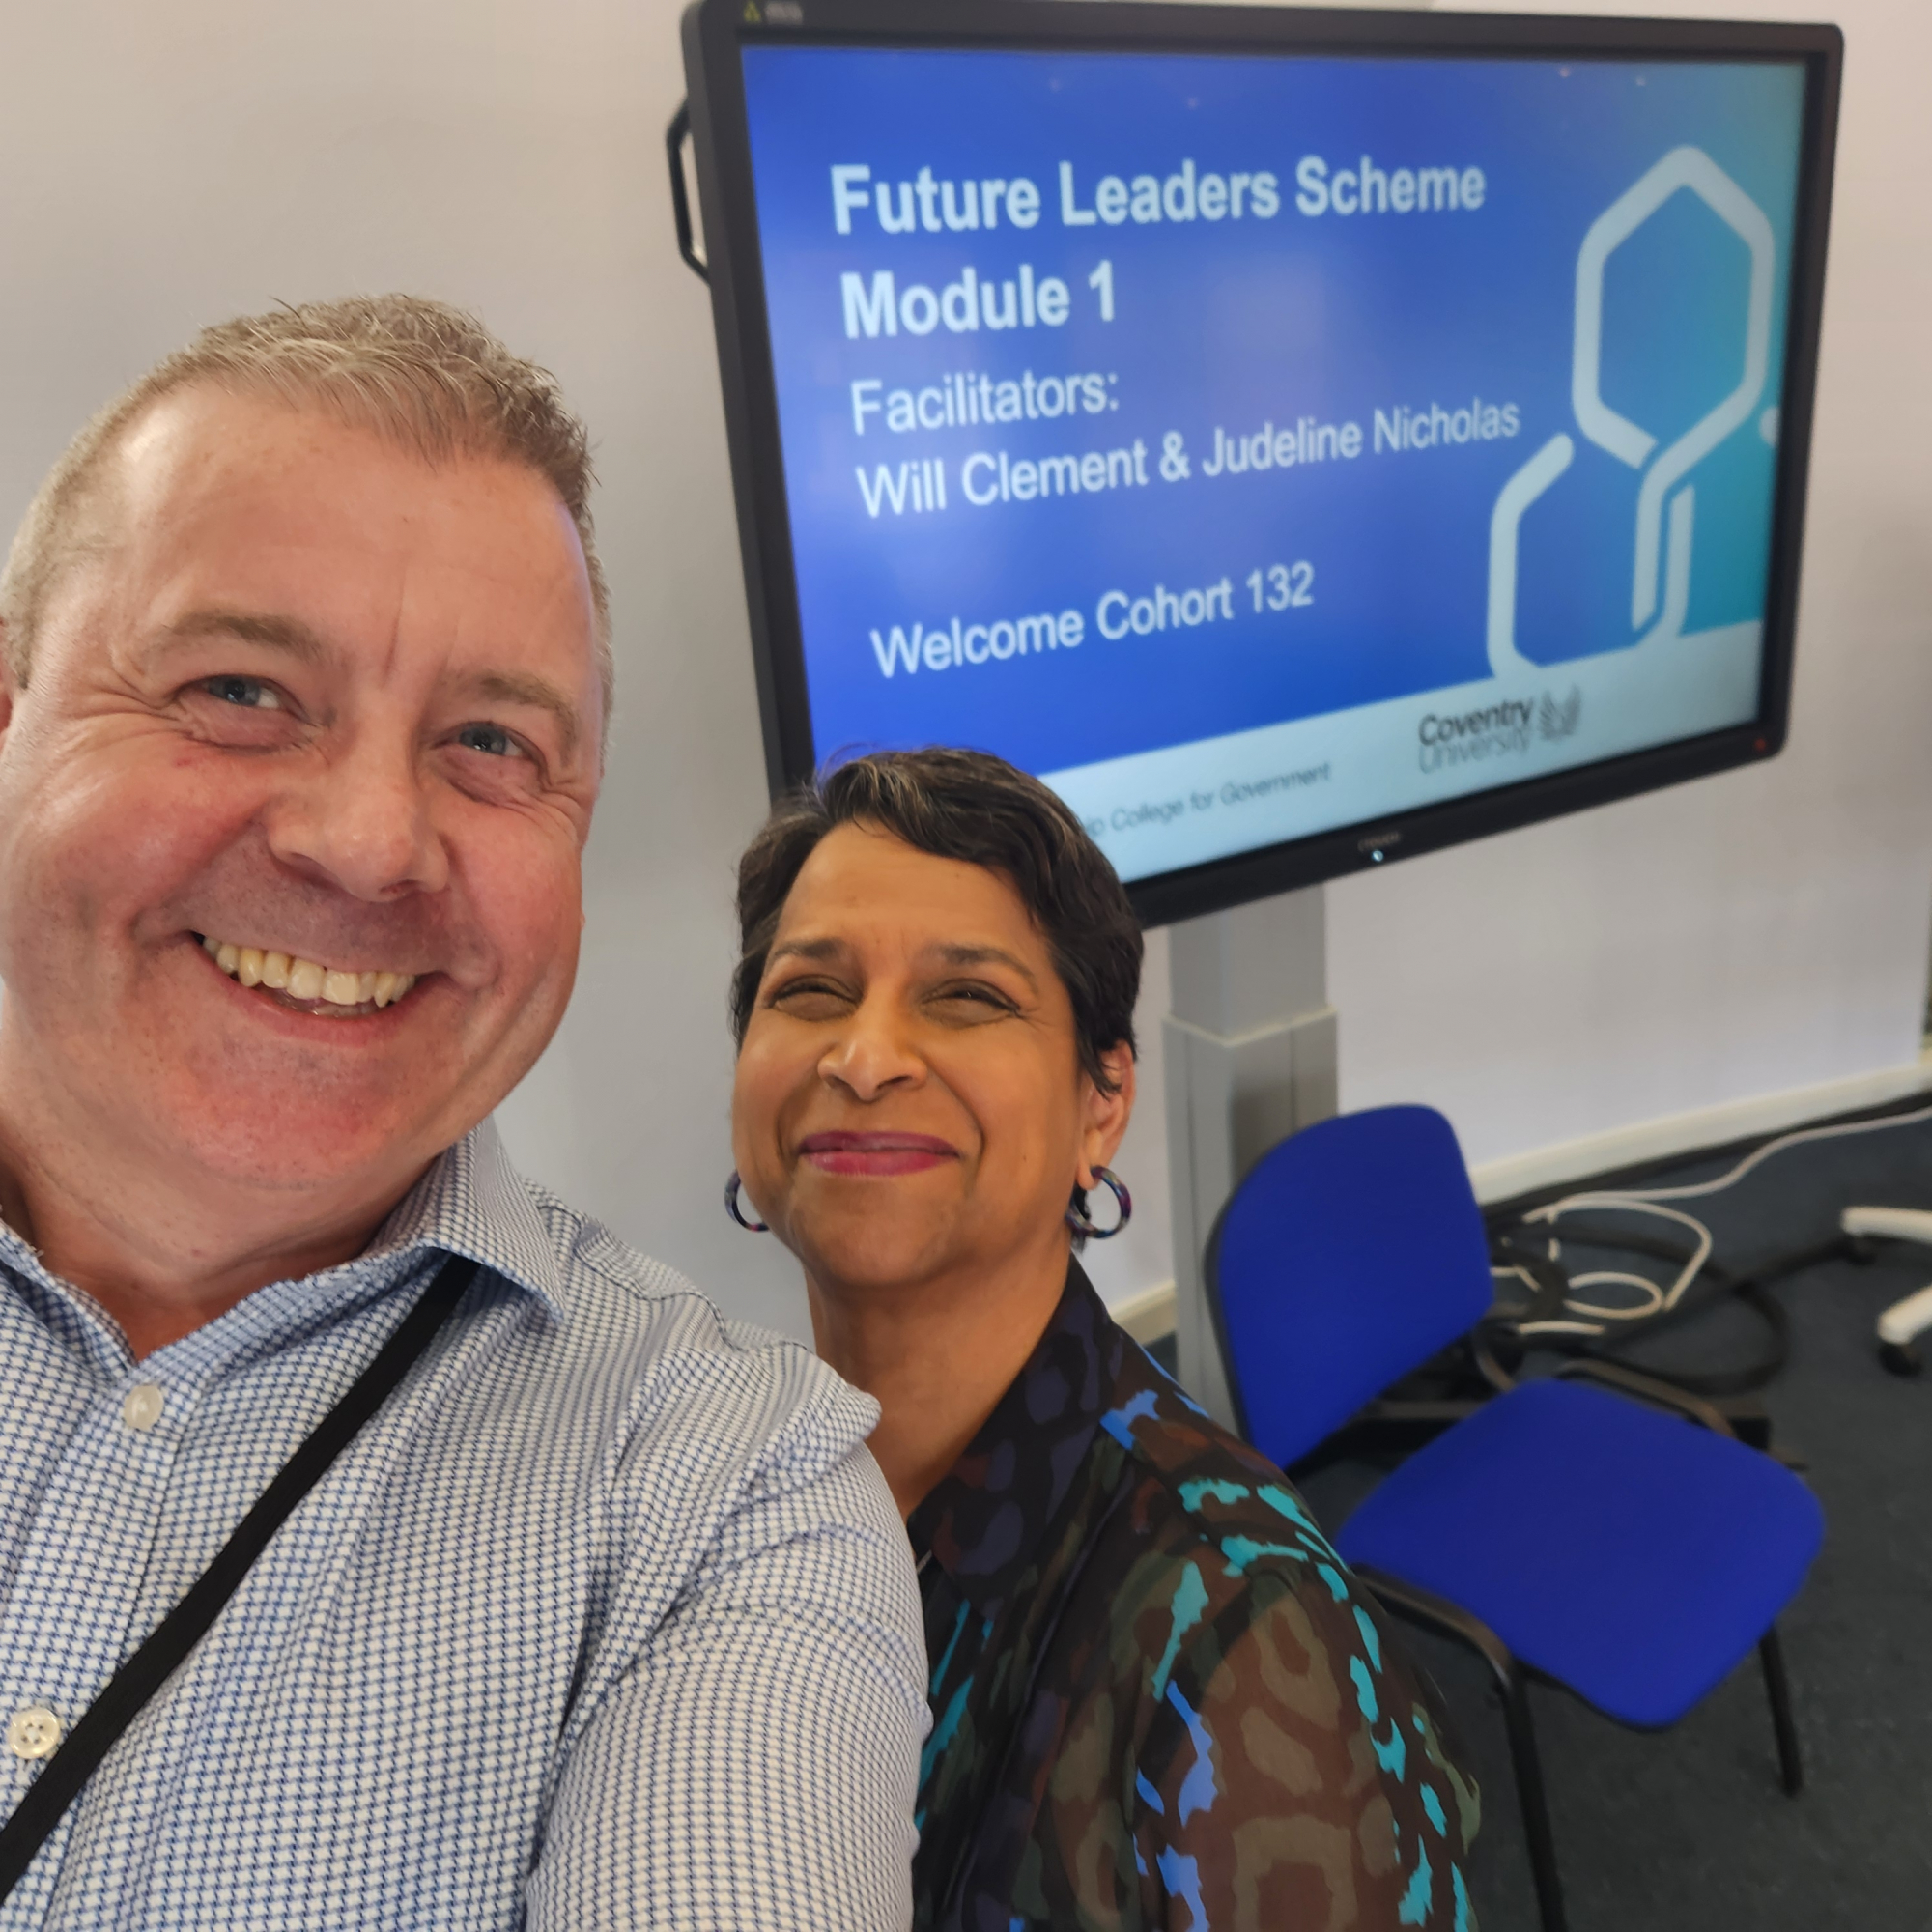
[1488,148,1776,676]
[1416,684,1580,772]
[1538,686,1581,740]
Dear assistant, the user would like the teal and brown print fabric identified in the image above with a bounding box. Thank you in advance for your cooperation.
[908,1264,1479,1931]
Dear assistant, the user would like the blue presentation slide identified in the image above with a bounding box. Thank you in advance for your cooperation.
[739,44,1806,881]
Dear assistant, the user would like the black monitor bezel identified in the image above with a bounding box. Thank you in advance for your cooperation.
[681,0,1842,927]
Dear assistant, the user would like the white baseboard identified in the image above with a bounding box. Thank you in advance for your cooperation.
[1112,1278,1179,1345]
[1467,1052,1932,1204]
[1104,1052,1932,1343]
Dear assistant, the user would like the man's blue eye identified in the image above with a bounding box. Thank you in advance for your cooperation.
[205,676,280,709]
[459,724,519,757]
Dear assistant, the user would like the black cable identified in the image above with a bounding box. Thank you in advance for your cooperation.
[1484,1220,1850,1397]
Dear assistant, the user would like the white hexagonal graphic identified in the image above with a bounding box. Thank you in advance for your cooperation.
[1576,146,1776,627]
[1488,145,1776,674]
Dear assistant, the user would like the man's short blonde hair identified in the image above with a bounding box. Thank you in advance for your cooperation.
[0,293,613,724]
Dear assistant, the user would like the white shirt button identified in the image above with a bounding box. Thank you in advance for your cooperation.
[122,1384,164,1433]
[7,1707,60,1761]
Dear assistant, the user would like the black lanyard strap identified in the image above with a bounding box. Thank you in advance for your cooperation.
[0,1251,480,1905]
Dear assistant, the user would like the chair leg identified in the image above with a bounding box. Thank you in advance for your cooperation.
[1350,1568,1570,1931]
[1758,1626,1803,1796]
[1502,1668,1568,1932]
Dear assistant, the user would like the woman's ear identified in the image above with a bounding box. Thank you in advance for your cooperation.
[1075,1043,1138,1188]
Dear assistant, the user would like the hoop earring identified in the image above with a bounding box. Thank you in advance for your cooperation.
[724,1170,769,1233]
[1066,1167,1131,1240]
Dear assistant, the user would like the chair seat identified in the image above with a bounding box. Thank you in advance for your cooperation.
[1334,1378,1825,1728]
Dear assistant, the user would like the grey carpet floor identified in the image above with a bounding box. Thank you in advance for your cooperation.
[1268,1108,1932,1931]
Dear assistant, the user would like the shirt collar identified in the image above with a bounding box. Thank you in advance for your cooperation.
[361,1117,568,1322]
[907,1259,1128,1615]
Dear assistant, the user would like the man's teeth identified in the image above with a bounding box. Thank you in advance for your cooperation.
[201,937,415,1009]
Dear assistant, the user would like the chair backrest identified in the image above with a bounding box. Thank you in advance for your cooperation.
[1206,1104,1494,1467]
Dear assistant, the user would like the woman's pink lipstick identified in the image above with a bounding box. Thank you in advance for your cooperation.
[798,1131,957,1177]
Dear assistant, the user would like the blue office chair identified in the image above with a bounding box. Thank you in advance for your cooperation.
[1205,1104,1824,1932]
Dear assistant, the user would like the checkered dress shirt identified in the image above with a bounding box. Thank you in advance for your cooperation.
[0,1121,925,1929]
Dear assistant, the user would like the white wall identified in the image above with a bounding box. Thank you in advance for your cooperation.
[2,0,1924,1341]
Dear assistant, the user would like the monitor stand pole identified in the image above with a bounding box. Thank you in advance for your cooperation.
[1162,886,1338,1429]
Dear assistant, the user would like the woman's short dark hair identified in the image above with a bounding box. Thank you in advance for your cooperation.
[731,748,1143,1091]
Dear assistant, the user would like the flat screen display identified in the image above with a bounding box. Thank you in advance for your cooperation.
[685,4,1837,921]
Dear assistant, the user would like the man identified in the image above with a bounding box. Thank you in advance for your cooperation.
[0,297,924,1928]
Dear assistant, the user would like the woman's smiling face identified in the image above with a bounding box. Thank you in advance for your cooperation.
[730,821,1132,1303]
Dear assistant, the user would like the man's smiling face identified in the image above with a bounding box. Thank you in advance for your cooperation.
[0,384,604,1207]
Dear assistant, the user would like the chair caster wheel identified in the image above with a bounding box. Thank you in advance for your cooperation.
[1879,1341,1922,1378]
[1846,1236,1880,1264]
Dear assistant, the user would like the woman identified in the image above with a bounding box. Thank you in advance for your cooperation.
[727,748,1477,1931]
